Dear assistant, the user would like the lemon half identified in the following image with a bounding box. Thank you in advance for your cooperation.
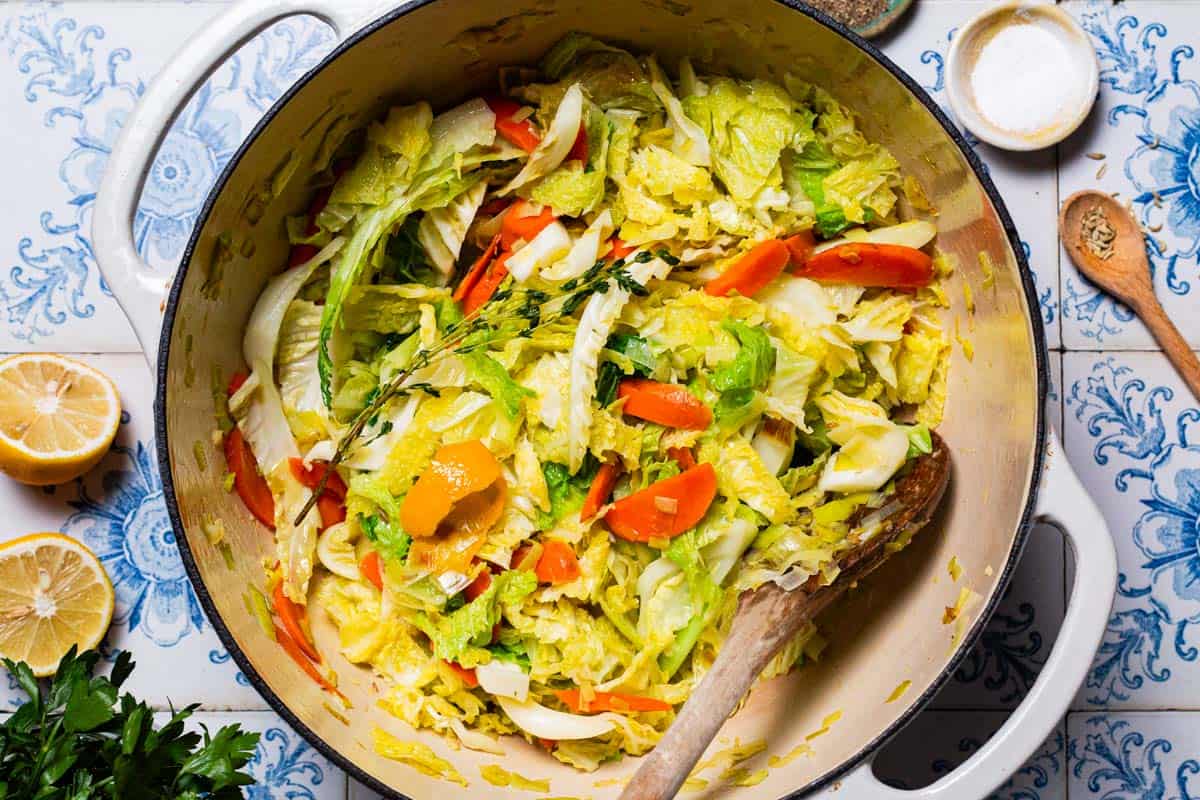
[0,533,115,676]
[0,354,121,485]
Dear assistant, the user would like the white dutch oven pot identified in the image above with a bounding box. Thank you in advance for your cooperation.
[93,1,1117,798]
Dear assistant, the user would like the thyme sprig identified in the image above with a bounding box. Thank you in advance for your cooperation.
[294,256,645,524]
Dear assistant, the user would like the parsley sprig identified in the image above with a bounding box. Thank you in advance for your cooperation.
[295,255,649,524]
[0,647,259,798]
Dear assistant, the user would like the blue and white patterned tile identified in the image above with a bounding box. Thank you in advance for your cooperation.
[1068,712,1200,799]
[0,352,266,710]
[1062,351,1200,710]
[1060,1,1200,349]
[881,0,1061,349]
[0,3,335,352]
[875,711,1067,799]
[169,711,345,799]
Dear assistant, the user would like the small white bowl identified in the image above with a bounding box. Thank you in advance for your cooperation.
[946,2,1099,151]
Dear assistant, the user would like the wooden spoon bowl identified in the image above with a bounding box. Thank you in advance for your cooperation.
[1059,190,1200,399]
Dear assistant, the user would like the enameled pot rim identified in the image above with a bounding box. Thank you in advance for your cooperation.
[154,2,1050,797]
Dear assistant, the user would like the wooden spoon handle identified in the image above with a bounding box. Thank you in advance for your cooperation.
[1135,295,1200,401]
[619,585,822,800]
[619,437,950,800]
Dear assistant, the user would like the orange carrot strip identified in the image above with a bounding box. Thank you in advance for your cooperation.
[784,231,817,273]
[275,624,343,700]
[580,462,621,521]
[444,661,479,688]
[359,551,383,591]
[535,540,581,584]
[617,379,712,430]
[485,96,541,153]
[453,232,503,303]
[554,688,673,714]
[224,428,275,529]
[272,581,321,663]
[704,239,791,298]
[667,447,697,470]
[604,464,718,543]
[798,242,934,288]
[499,199,556,250]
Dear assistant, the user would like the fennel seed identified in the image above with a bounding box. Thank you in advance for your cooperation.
[1080,205,1117,261]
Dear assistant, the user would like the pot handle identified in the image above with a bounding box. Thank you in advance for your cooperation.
[92,0,377,365]
[821,431,1116,799]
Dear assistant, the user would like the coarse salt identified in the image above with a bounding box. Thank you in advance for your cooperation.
[969,21,1086,134]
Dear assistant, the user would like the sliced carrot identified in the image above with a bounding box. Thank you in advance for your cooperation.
[461,254,510,316]
[704,239,791,298]
[500,199,557,250]
[485,96,541,153]
[798,242,934,288]
[667,447,697,470]
[317,495,346,529]
[464,567,493,601]
[272,581,320,663]
[227,370,249,397]
[286,159,349,268]
[224,428,275,529]
[288,458,347,500]
[512,542,542,572]
[401,440,504,537]
[535,540,581,584]
[276,624,343,699]
[566,124,587,163]
[444,661,480,688]
[359,551,383,591]
[454,232,503,304]
[618,379,713,430]
[537,738,557,752]
[784,231,817,272]
[604,463,718,543]
[554,689,672,714]
[580,462,621,521]
[607,237,637,261]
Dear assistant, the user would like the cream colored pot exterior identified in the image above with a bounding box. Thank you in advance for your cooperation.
[92,2,1117,798]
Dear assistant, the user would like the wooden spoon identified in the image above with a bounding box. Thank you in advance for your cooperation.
[620,433,951,800]
[1060,190,1200,399]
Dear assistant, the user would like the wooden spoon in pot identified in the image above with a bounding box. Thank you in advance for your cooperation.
[620,433,951,800]
[1060,190,1200,399]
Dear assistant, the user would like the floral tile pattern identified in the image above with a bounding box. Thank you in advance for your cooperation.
[1062,351,1200,711]
[1068,712,1200,799]
[1060,1,1200,349]
[0,0,1191,797]
[0,3,334,351]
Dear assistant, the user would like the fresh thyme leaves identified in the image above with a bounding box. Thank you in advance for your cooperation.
[295,258,643,524]
[1,647,259,797]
